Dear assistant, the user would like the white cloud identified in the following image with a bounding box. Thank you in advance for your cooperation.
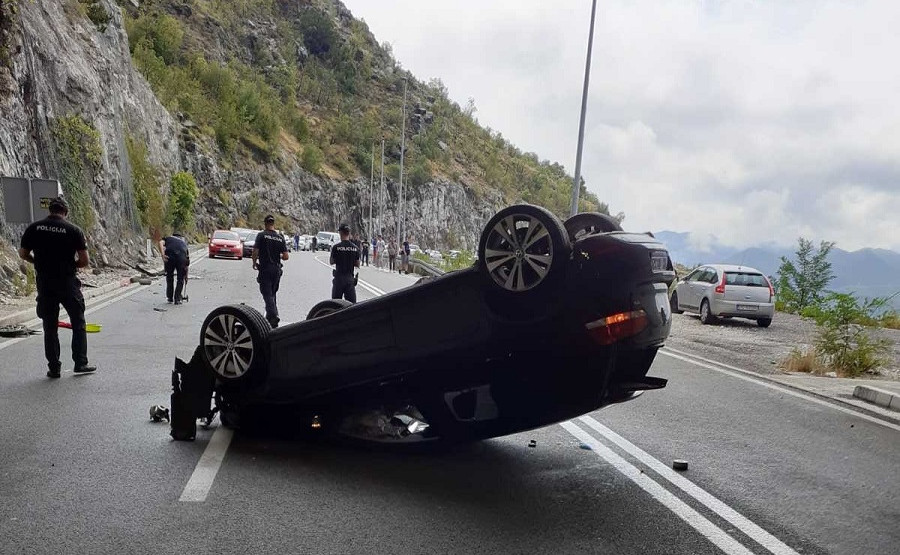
[344,0,900,251]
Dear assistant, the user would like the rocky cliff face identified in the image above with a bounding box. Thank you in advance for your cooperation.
[0,0,499,291]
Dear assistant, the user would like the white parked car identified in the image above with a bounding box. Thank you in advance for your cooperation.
[316,231,340,251]
[671,264,775,327]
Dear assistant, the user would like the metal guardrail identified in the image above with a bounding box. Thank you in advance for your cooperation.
[409,258,445,277]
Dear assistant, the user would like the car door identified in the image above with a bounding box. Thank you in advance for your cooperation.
[677,268,702,309]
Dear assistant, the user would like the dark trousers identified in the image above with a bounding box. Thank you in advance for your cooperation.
[36,278,88,371]
[362,251,369,265]
[258,266,282,325]
[389,255,396,271]
[332,274,357,303]
[165,256,187,302]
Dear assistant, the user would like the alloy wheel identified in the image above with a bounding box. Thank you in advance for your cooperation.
[483,214,554,292]
[202,313,255,379]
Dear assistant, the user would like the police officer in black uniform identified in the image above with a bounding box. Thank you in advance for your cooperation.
[330,223,360,303]
[159,232,189,304]
[252,215,289,327]
[18,197,96,378]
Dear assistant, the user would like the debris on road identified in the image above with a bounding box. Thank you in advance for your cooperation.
[672,459,689,471]
[528,439,537,448]
[0,325,40,337]
[579,442,593,451]
[149,405,170,422]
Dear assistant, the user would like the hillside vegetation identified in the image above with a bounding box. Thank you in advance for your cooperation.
[115,0,606,218]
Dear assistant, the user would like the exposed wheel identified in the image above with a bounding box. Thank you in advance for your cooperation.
[699,299,716,325]
[200,304,271,382]
[563,212,622,242]
[307,299,354,320]
[757,318,772,328]
[670,292,684,314]
[477,204,569,294]
[208,253,214,259]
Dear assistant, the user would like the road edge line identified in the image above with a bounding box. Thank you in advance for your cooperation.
[660,348,900,432]
[179,426,234,502]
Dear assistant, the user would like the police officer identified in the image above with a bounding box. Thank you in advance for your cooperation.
[330,223,360,303]
[18,197,96,378]
[252,215,289,328]
[158,231,189,304]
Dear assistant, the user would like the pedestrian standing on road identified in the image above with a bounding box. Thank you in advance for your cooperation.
[330,223,360,303]
[377,235,387,270]
[387,239,398,272]
[311,235,318,252]
[400,239,411,274]
[18,197,96,378]
[252,215,289,328]
[293,232,300,252]
[158,232,189,304]
[361,237,370,266]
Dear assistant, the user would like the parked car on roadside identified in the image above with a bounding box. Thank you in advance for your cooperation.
[208,230,243,260]
[671,264,775,327]
[316,231,340,251]
[240,230,261,258]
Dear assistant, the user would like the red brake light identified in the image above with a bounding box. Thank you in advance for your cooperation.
[766,277,774,300]
[585,310,648,345]
[714,273,726,294]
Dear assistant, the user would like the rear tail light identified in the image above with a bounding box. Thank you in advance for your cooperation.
[585,310,648,345]
[714,273,726,294]
[766,276,774,301]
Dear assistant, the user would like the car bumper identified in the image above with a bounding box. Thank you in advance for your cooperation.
[712,300,775,319]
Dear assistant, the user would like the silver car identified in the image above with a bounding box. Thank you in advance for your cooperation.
[671,264,775,327]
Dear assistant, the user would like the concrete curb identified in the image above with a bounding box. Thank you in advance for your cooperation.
[853,385,900,412]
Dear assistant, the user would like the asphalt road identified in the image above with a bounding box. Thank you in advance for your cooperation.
[1,252,897,554]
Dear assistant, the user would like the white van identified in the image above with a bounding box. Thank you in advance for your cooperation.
[315,231,340,251]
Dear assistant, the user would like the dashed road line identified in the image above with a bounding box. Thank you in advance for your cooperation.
[179,427,234,502]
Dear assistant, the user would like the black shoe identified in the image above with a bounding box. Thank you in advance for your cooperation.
[167,299,173,303]
[73,365,97,374]
[174,300,182,305]
[47,368,61,379]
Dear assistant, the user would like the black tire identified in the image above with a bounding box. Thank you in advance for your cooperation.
[199,304,271,383]
[208,253,215,259]
[670,292,684,314]
[563,212,622,242]
[699,299,716,325]
[757,318,772,328]
[477,204,570,295]
[307,299,354,320]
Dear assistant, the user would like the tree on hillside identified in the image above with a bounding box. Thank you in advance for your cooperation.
[168,172,198,235]
[776,237,835,313]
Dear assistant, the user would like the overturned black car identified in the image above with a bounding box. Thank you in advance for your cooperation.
[171,205,676,444]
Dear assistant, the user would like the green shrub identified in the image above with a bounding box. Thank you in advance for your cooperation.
[78,0,110,32]
[51,115,102,230]
[126,134,165,238]
[814,293,891,377]
[168,171,198,233]
[301,145,324,174]
[126,14,184,64]
[298,9,337,58]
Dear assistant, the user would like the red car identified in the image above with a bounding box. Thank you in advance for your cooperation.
[207,230,243,259]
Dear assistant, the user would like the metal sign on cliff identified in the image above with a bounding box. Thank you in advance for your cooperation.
[0,176,62,223]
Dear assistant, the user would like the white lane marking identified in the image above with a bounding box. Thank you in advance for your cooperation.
[179,426,234,502]
[311,255,388,296]
[560,421,756,555]
[579,416,800,555]
[660,348,900,433]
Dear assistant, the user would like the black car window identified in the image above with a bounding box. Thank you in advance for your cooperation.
[725,272,767,287]
[700,269,717,283]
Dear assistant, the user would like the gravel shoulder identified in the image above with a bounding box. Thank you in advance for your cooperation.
[665,311,900,381]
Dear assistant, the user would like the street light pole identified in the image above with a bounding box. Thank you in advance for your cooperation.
[398,77,408,246]
[369,143,374,240]
[379,138,385,236]
[569,0,598,217]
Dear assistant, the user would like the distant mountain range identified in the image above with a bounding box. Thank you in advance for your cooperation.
[654,231,900,309]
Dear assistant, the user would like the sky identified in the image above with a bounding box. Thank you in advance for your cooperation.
[342,0,900,252]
